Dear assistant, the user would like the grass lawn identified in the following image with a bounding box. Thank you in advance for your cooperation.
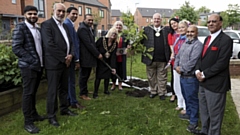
[0,54,240,135]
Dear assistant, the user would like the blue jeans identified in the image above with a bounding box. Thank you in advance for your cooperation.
[180,76,199,125]
[68,61,78,105]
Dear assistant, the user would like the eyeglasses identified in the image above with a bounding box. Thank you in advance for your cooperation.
[207,20,218,24]
[27,13,37,15]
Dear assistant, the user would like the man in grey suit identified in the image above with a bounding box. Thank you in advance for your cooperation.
[141,13,171,100]
[194,14,233,135]
[41,3,77,127]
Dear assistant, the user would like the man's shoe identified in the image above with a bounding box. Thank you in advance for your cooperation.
[104,91,110,95]
[191,129,207,135]
[186,124,198,133]
[32,115,45,122]
[149,94,158,98]
[93,94,98,99]
[71,103,85,109]
[48,118,60,127]
[79,95,91,100]
[179,114,190,121]
[60,110,78,116]
[24,124,40,134]
[159,95,165,100]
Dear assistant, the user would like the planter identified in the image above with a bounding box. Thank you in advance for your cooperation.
[0,79,48,117]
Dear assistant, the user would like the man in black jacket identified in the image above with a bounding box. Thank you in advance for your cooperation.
[12,5,44,134]
[77,14,102,100]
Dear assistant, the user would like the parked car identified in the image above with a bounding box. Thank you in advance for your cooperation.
[197,26,210,44]
[223,30,240,59]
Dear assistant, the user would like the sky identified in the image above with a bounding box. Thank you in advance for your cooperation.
[111,0,240,13]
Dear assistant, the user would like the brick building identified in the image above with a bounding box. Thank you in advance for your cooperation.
[0,0,112,39]
[111,9,121,25]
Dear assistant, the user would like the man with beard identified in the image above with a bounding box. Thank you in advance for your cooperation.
[12,5,44,133]
[63,7,85,109]
[77,14,102,100]
[174,25,203,133]
[41,3,77,127]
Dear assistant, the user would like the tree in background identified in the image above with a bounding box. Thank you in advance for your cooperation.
[220,11,230,29]
[196,6,211,14]
[226,4,240,29]
[172,1,198,24]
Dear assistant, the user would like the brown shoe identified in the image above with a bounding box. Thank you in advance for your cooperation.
[79,95,91,100]
[71,103,86,109]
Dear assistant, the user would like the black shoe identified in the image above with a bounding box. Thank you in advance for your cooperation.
[48,118,60,127]
[186,124,198,133]
[24,124,40,134]
[159,95,165,100]
[93,94,98,99]
[149,94,158,98]
[60,110,78,116]
[179,114,190,121]
[191,129,207,135]
[104,91,110,95]
[32,115,45,122]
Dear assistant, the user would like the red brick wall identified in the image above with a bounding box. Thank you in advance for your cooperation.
[230,60,240,76]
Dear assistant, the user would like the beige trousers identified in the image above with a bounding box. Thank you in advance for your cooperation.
[146,62,167,96]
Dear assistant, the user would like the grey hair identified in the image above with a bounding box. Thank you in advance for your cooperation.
[153,13,162,19]
[113,21,123,28]
[53,3,66,10]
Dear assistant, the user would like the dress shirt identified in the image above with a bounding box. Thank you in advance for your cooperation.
[25,20,43,67]
[52,16,70,55]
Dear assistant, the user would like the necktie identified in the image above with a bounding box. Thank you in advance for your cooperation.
[202,36,211,57]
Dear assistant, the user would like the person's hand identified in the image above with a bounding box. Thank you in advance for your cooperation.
[127,45,131,49]
[75,62,80,70]
[170,53,174,60]
[65,55,72,67]
[196,72,204,82]
[112,69,116,75]
[98,54,103,60]
[176,66,181,74]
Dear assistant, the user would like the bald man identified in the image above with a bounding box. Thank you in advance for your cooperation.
[194,14,233,135]
[141,13,171,100]
[174,25,203,133]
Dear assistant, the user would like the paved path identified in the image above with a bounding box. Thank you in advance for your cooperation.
[230,79,240,119]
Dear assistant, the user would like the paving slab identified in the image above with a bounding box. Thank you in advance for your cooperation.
[230,79,240,119]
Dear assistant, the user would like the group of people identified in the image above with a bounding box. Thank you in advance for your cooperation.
[12,3,232,135]
[12,3,129,134]
[142,13,232,135]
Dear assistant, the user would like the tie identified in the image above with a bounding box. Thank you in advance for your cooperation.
[202,36,211,57]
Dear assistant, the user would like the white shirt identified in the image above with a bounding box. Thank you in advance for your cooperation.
[52,16,70,55]
[25,20,43,67]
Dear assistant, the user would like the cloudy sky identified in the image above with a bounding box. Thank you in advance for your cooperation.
[111,0,240,13]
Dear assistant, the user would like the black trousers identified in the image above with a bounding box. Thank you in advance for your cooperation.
[171,65,175,95]
[20,67,42,125]
[79,67,92,96]
[46,68,69,118]
[94,78,109,95]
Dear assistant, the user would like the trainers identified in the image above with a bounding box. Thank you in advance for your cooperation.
[179,114,190,121]
[186,124,198,133]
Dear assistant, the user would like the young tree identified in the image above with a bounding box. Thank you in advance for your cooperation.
[172,1,198,24]
[220,11,230,29]
[196,6,211,14]
[226,4,240,29]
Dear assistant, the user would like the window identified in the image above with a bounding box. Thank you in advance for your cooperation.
[116,17,120,21]
[78,6,82,16]
[34,0,45,18]
[102,25,104,30]
[12,0,16,4]
[146,19,148,22]
[86,8,92,14]
[70,4,74,7]
[99,10,104,18]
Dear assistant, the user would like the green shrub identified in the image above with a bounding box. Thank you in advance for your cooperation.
[0,43,21,90]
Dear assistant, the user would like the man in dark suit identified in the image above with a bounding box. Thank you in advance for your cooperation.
[12,5,45,134]
[77,14,102,100]
[194,14,233,135]
[141,13,171,100]
[63,7,85,109]
[41,3,77,127]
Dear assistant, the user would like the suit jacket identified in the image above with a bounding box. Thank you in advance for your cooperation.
[63,18,79,62]
[141,25,170,65]
[195,31,233,93]
[41,17,74,70]
[77,22,100,67]
[12,22,41,71]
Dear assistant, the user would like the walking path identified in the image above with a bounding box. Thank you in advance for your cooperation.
[230,79,240,119]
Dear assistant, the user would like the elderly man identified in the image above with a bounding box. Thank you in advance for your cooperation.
[174,25,203,133]
[12,5,44,134]
[194,14,233,135]
[41,3,77,127]
[141,13,171,100]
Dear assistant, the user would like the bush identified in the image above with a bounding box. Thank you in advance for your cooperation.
[0,43,21,92]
